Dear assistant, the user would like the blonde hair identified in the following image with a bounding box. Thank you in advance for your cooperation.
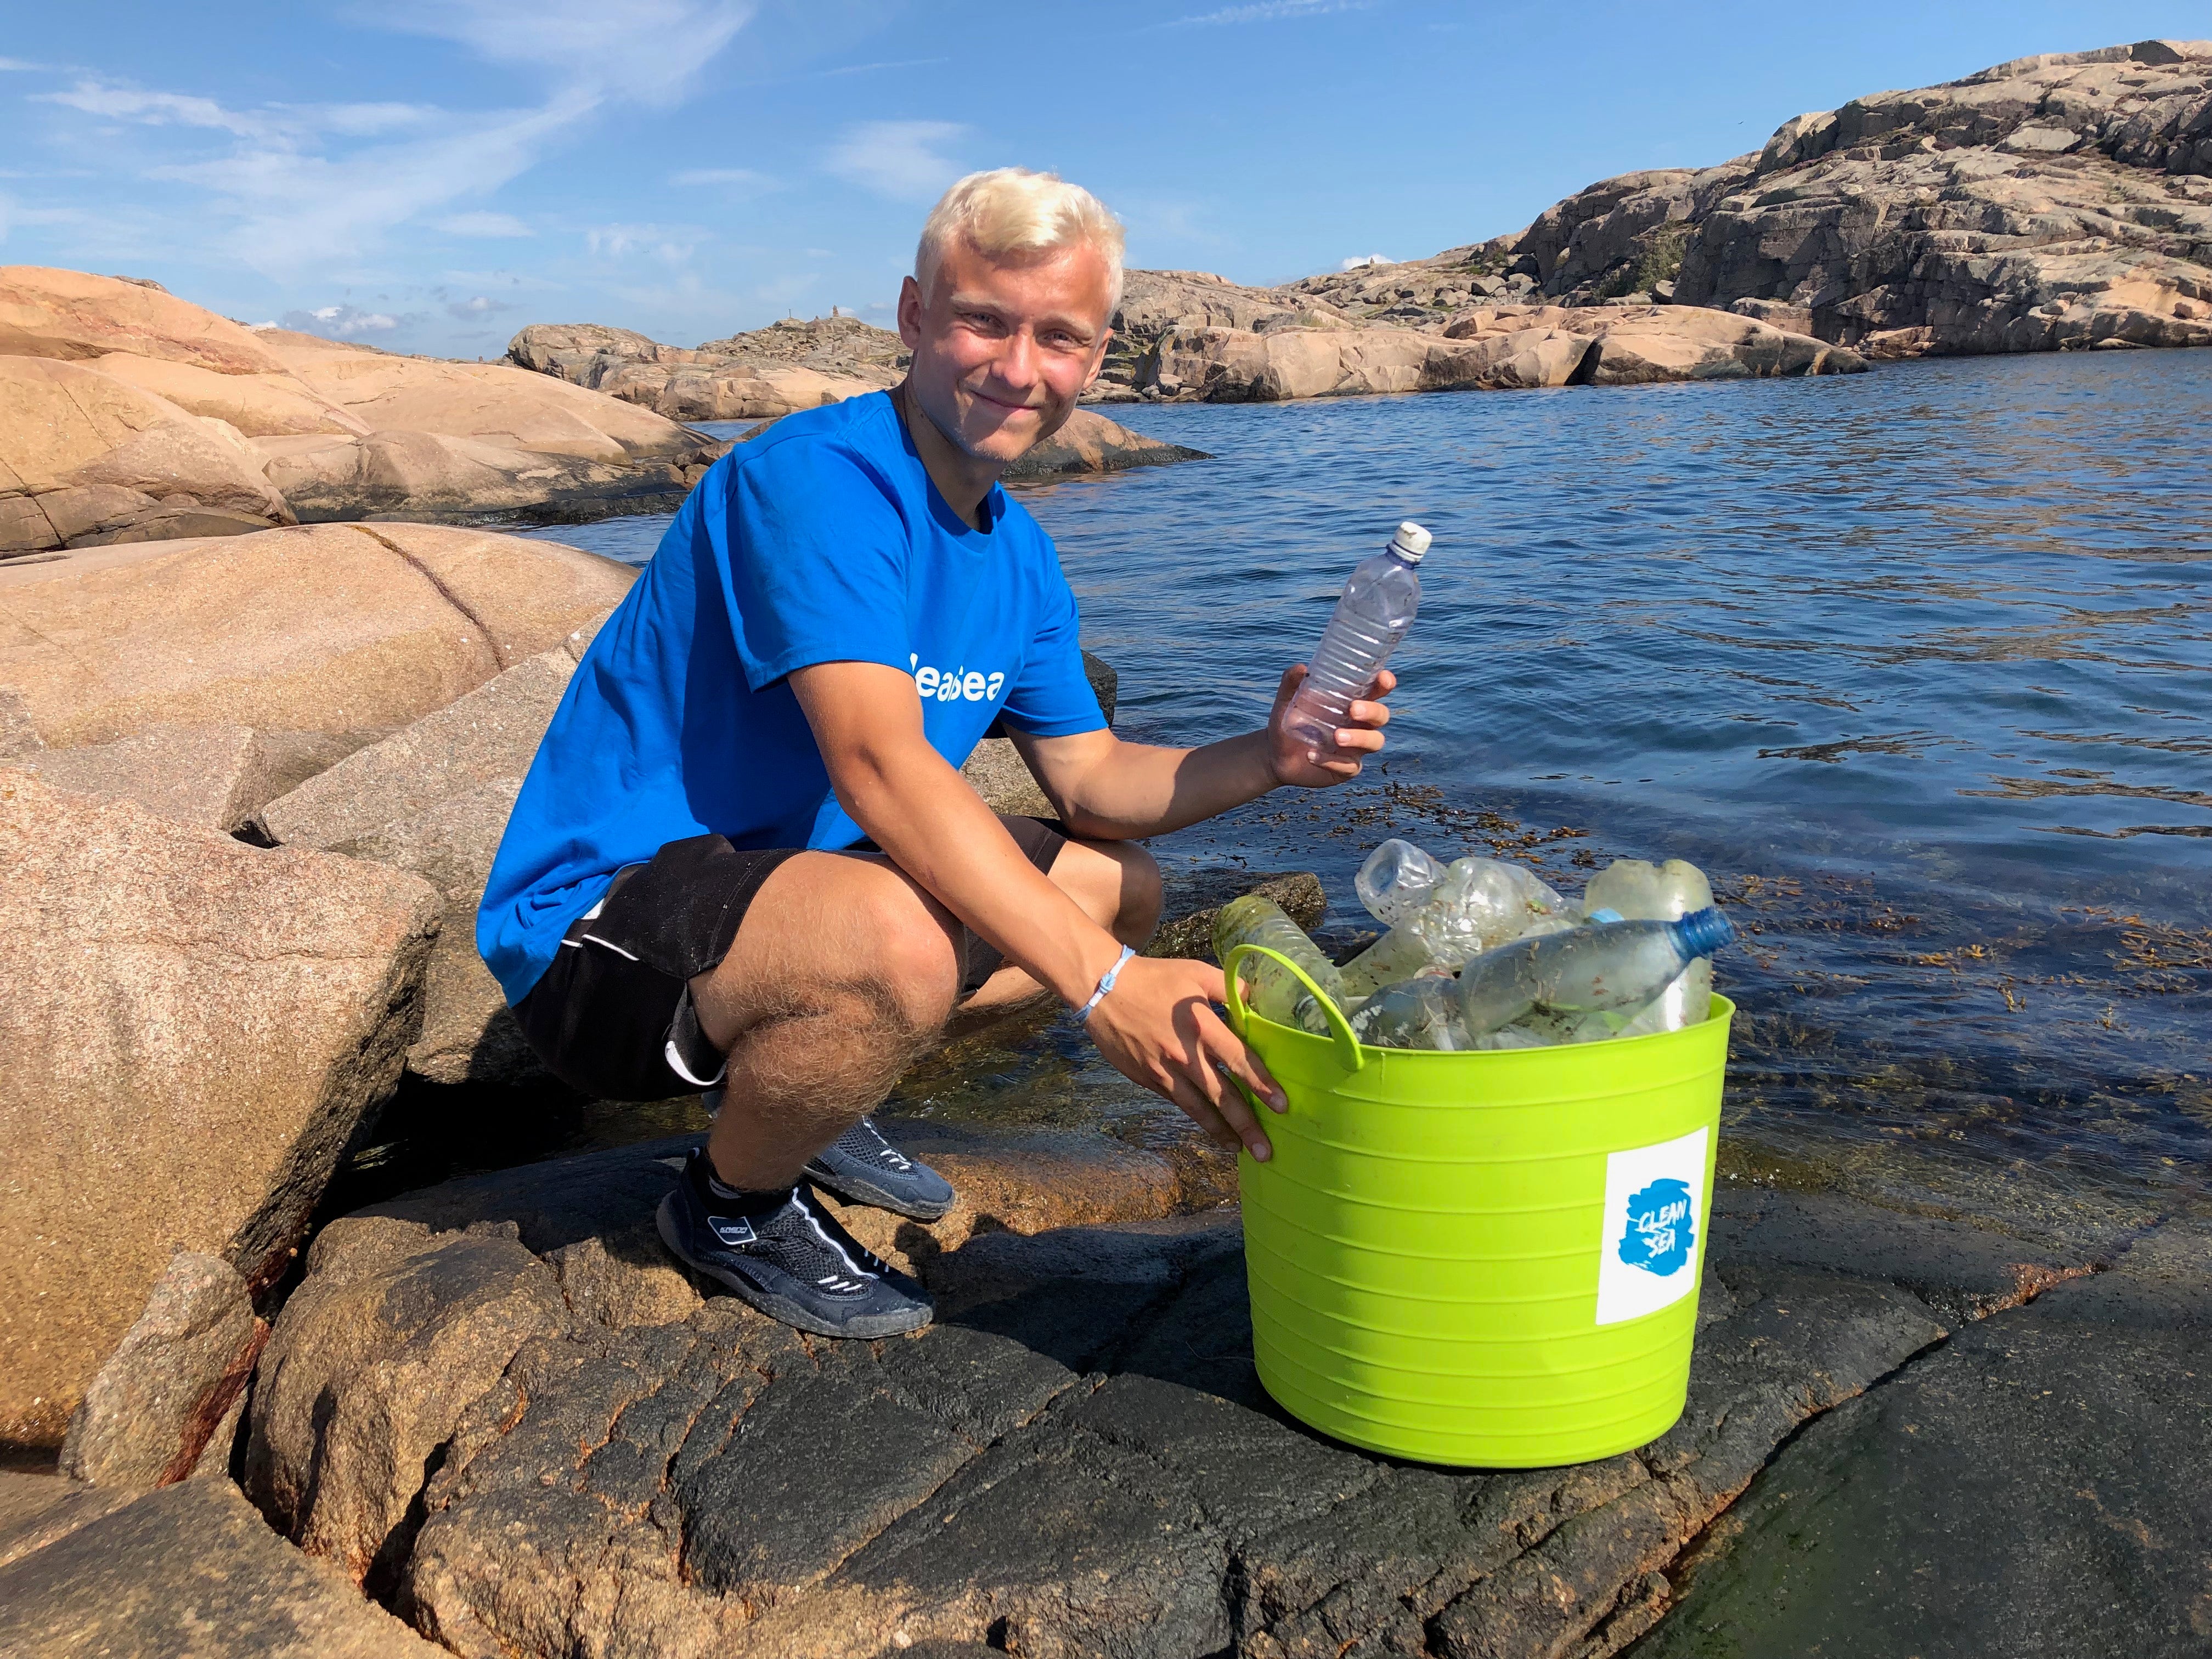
[915,167,1126,313]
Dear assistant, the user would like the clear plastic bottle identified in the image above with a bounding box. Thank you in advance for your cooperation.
[1286,522,1430,752]
[1355,838,1445,925]
[1212,893,1345,1034]
[1339,856,1568,998]
[1457,909,1736,1036]
[1578,858,1716,1038]
[1350,975,1470,1050]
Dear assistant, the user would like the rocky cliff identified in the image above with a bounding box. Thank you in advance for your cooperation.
[1307,39,2212,360]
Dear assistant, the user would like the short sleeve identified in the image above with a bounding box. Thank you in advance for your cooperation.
[998,559,1107,738]
[723,439,912,691]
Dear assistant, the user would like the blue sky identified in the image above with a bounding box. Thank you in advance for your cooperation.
[4,1,2205,358]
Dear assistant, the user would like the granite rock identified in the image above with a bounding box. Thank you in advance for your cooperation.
[258,650,574,854]
[204,1115,2173,1659]
[20,722,291,832]
[59,1251,266,1492]
[0,770,441,1446]
[347,778,538,1085]
[0,354,295,555]
[244,1226,569,1587]
[0,1477,448,1658]
[0,264,289,375]
[0,522,633,749]
[1640,1218,2212,1659]
[1506,40,2212,356]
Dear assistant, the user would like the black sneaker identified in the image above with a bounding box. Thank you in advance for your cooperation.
[654,1151,933,1339]
[803,1118,956,1221]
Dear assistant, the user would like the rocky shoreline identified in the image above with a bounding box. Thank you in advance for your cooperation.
[4,513,2209,1651]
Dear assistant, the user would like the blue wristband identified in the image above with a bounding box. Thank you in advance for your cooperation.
[1076,945,1137,1022]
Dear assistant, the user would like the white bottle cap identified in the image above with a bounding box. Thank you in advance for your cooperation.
[1390,521,1432,562]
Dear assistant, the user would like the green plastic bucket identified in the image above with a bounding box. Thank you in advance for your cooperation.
[1224,943,1733,1469]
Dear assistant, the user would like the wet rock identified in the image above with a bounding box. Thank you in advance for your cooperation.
[0,1477,448,1658]
[259,428,699,524]
[0,354,295,555]
[0,522,633,749]
[1149,868,1328,960]
[0,770,440,1446]
[244,1225,569,1587]
[1000,408,1210,481]
[59,1251,265,1492]
[258,650,573,853]
[1639,1217,2212,1659]
[20,722,292,832]
[387,1181,2010,1659]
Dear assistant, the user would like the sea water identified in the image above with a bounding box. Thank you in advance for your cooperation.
[521,351,2212,1210]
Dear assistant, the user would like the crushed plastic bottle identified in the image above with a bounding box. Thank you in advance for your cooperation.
[1576,859,1717,1039]
[1355,838,1446,926]
[1212,893,1345,1034]
[1339,856,1570,998]
[1457,910,1736,1036]
[1286,522,1429,753]
[1350,975,1470,1050]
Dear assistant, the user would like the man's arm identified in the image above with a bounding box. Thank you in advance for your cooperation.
[789,660,1287,1155]
[1008,664,1395,841]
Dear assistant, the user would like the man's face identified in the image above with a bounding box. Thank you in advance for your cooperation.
[897,235,1114,466]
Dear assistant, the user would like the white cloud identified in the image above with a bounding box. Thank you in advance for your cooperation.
[1168,0,1374,22]
[587,223,697,264]
[824,120,967,204]
[142,89,596,277]
[435,211,535,237]
[27,0,759,281]
[370,0,755,105]
[283,302,401,337]
[445,293,518,319]
[1341,253,1395,269]
[0,57,52,72]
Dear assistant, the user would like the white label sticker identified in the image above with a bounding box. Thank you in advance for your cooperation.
[1594,1125,1710,1327]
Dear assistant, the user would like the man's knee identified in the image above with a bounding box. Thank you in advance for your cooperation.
[1058,837,1163,947]
[854,881,965,1034]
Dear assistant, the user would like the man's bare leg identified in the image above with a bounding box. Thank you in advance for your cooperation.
[690,837,1161,1192]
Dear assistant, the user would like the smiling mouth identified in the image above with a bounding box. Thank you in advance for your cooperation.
[966,388,1045,416]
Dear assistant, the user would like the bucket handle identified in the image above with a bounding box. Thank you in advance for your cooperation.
[1223,943,1365,1075]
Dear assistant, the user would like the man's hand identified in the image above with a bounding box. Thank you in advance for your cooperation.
[1267,664,1395,786]
[1082,956,1287,1160]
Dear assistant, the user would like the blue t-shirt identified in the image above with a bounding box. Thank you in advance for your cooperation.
[477,391,1107,1005]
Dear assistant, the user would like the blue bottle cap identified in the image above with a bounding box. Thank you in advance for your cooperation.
[1674,906,1736,960]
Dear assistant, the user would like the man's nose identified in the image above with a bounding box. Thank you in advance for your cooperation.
[995,328,1040,390]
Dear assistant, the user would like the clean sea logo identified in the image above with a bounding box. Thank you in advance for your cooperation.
[1594,1126,1709,1327]
[910,653,1006,705]
[1617,1178,1696,1277]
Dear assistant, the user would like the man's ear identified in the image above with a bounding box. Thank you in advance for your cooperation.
[1083,327,1113,389]
[896,276,923,348]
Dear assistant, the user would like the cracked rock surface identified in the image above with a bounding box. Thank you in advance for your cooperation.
[228,1119,2212,1658]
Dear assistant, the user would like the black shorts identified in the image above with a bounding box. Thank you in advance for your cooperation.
[513,816,1068,1102]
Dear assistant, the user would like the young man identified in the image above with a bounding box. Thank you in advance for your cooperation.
[479,168,1394,1339]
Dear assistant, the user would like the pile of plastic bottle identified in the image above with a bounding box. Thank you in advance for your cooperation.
[1214,839,1736,1051]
